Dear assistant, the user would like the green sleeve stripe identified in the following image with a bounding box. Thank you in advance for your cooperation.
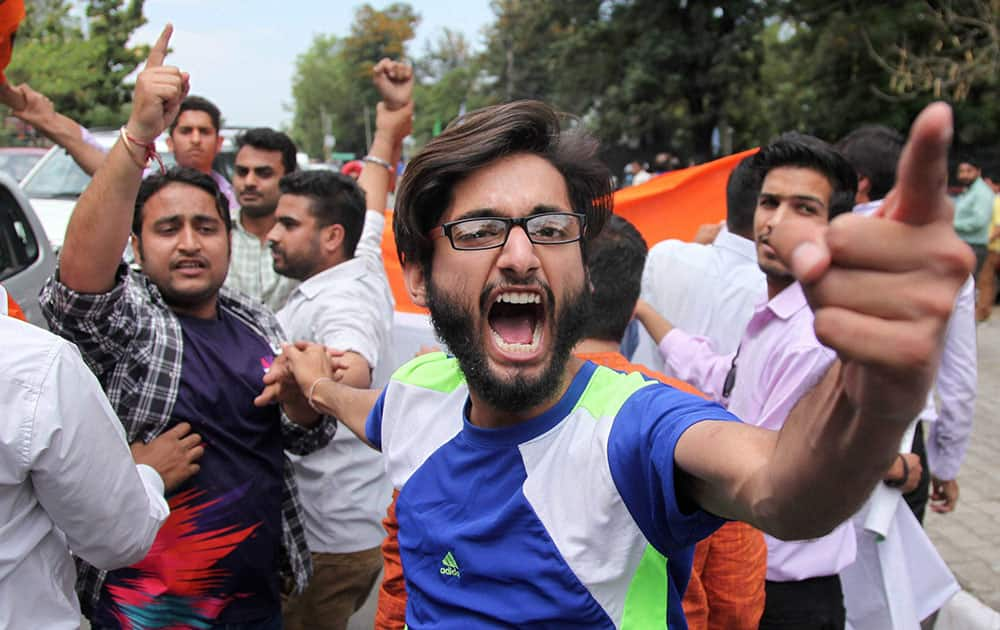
[621,544,669,628]
[573,365,655,419]
[391,351,467,393]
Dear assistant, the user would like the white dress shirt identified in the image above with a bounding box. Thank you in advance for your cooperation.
[278,210,395,553]
[0,311,168,629]
[632,228,766,371]
[854,200,977,480]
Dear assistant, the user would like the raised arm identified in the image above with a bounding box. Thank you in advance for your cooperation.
[58,25,187,293]
[357,59,413,223]
[10,84,106,176]
[676,102,974,539]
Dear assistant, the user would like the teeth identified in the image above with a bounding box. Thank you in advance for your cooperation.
[495,292,541,304]
[491,325,542,353]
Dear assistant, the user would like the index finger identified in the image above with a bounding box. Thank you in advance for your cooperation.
[144,23,173,69]
[888,101,953,226]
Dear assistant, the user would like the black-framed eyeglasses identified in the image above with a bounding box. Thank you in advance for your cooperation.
[428,212,587,251]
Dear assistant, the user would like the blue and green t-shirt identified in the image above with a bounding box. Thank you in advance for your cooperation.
[366,353,739,629]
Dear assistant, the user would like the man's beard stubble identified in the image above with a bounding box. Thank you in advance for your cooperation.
[426,275,592,415]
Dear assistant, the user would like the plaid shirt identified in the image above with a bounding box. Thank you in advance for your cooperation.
[40,264,335,616]
[224,211,299,312]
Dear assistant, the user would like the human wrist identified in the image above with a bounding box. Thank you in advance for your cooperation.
[884,453,909,487]
[307,376,334,414]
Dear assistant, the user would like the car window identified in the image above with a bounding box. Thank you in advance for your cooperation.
[0,186,40,281]
[0,153,44,181]
[22,147,180,199]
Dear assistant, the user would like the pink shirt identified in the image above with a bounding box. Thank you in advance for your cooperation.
[659,282,857,581]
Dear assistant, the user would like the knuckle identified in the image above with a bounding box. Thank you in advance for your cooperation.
[824,221,851,258]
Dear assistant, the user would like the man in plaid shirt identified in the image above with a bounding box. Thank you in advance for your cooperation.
[39,27,334,628]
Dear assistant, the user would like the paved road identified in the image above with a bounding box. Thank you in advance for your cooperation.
[925,308,1000,613]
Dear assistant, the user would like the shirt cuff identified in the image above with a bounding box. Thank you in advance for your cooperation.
[135,463,170,523]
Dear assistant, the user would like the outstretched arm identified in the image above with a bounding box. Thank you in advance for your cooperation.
[9,83,106,176]
[676,102,974,539]
[256,342,381,449]
[58,25,188,294]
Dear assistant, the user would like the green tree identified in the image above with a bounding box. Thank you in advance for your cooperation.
[480,0,772,164]
[6,0,148,127]
[84,0,149,126]
[411,28,493,146]
[289,3,419,158]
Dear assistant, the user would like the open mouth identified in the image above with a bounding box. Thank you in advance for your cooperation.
[487,291,544,354]
[172,259,207,273]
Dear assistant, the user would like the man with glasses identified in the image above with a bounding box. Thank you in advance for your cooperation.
[259,99,972,629]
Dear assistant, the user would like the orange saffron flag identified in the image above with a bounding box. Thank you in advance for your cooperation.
[0,0,25,83]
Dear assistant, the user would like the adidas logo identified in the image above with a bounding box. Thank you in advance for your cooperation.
[439,551,460,577]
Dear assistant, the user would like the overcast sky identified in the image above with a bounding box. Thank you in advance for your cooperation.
[126,0,494,129]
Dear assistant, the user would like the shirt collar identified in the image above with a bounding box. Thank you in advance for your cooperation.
[853,199,883,217]
[766,282,809,320]
[294,256,363,300]
[713,228,757,262]
[0,284,7,316]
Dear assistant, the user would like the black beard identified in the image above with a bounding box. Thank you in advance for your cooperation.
[426,275,591,415]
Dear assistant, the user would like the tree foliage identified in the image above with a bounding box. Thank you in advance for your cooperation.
[7,0,148,127]
[289,3,418,158]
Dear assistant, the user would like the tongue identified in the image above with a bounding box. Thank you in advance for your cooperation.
[492,313,535,345]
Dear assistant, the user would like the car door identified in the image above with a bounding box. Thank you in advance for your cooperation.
[0,172,56,328]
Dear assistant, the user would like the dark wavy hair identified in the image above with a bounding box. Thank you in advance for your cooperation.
[750,132,858,219]
[278,170,366,258]
[582,214,648,343]
[726,156,763,238]
[169,95,221,135]
[393,100,613,273]
[133,166,231,236]
[834,125,904,201]
[236,127,299,175]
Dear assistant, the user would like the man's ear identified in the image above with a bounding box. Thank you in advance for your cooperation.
[857,175,872,204]
[403,260,429,308]
[130,233,143,265]
[165,136,174,152]
[322,224,346,257]
[215,134,224,154]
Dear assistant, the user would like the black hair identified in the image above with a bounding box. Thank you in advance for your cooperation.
[169,95,221,135]
[750,132,858,219]
[725,156,762,238]
[394,100,613,274]
[834,125,904,201]
[133,167,231,236]
[581,215,648,343]
[278,170,366,258]
[236,127,299,175]
[957,156,981,170]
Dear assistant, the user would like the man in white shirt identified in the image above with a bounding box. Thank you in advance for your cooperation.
[0,286,201,629]
[273,59,411,630]
[836,125,976,521]
[632,155,766,371]
[834,123,974,629]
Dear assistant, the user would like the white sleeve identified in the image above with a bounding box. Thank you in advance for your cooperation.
[356,210,387,268]
[29,341,169,570]
[927,276,977,480]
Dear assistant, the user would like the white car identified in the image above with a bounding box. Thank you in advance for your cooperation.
[0,170,56,327]
[19,129,239,250]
